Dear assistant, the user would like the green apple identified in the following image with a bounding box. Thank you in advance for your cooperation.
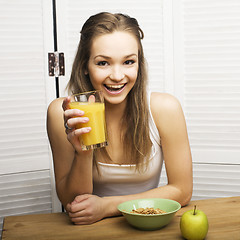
[180,205,208,240]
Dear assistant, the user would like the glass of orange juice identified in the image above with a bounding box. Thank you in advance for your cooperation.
[69,90,108,151]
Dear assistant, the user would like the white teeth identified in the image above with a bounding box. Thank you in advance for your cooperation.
[105,84,125,89]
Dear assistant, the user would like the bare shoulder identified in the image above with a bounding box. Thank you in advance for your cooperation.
[47,97,65,135]
[150,92,185,133]
[150,92,182,115]
[47,97,65,115]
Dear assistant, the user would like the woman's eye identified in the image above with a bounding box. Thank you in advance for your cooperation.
[124,60,135,65]
[97,61,108,66]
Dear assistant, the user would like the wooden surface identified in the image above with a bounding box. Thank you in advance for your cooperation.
[2,197,240,240]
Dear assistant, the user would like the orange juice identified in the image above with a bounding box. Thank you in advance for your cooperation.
[69,102,107,149]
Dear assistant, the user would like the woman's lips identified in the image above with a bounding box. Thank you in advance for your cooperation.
[104,83,127,95]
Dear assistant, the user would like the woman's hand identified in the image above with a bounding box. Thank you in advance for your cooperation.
[66,194,108,225]
[62,96,91,153]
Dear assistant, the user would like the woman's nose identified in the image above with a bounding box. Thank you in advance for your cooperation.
[109,66,125,81]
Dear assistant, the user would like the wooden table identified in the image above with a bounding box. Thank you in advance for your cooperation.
[2,197,240,240]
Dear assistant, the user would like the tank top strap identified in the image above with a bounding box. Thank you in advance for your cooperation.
[148,92,161,146]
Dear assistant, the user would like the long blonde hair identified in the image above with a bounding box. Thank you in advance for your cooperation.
[67,12,152,171]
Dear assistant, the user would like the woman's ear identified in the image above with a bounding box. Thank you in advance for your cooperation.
[84,68,88,75]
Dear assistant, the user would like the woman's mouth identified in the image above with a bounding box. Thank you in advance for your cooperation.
[104,83,127,94]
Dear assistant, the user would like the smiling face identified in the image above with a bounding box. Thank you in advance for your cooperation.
[87,31,139,105]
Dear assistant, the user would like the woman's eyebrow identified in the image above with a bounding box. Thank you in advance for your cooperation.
[94,55,111,60]
[124,54,138,59]
[94,54,137,60]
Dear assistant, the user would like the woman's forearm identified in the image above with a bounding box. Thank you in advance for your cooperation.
[56,151,94,207]
[103,183,192,218]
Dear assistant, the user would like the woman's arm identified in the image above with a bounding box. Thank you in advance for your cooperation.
[150,92,193,206]
[47,97,94,207]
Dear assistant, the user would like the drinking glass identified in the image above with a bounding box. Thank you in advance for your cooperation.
[69,90,108,151]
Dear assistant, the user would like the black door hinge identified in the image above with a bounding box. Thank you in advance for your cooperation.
[48,52,65,77]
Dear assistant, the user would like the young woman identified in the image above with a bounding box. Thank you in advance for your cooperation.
[47,12,192,225]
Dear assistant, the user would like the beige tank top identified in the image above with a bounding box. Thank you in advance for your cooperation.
[92,93,163,197]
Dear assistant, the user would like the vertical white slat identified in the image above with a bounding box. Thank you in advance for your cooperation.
[182,0,240,164]
[0,0,57,237]
[0,0,52,174]
[171,0,240,201]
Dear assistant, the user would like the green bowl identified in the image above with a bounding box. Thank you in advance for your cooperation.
[117,198,181,230]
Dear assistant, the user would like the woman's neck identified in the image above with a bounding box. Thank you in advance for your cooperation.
[105,100,127,124]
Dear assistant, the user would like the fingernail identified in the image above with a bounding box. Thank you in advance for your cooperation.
[78,110,84,115]
[82,117,89,123]
[84,127,91,133]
